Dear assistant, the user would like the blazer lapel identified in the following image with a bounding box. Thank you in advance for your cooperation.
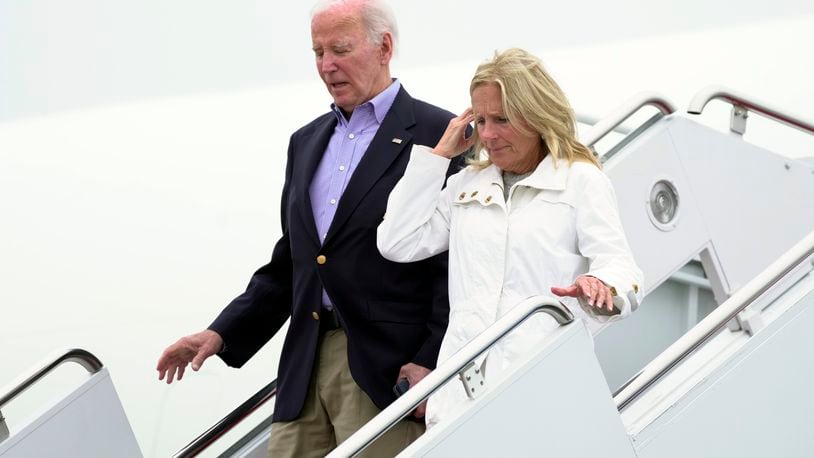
[323,88,416,245]
[294,115,337,246]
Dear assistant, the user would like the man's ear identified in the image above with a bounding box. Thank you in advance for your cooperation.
[379,32,393,64]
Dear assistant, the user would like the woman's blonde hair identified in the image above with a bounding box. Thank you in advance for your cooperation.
[468,48,599,169]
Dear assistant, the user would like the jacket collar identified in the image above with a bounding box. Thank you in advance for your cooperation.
[519,154,569,191]
[454,155,573,209]
[465,154,570,195]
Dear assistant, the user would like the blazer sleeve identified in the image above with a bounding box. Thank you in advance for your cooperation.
[207,135,297,367]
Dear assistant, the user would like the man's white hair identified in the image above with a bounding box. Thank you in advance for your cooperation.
[311,0,399,52]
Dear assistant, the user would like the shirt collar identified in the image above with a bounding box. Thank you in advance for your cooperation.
[330,79,401,124]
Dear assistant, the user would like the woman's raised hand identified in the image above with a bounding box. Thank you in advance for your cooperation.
[432,108,475,159]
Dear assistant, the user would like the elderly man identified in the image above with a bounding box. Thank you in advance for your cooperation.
[156,0,459,455]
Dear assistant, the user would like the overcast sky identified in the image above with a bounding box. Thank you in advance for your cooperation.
[2,0,813,121]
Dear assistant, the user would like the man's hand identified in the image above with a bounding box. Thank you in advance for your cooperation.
[551,275,614,312]
[397,362,432,418]
[156,329,223,384]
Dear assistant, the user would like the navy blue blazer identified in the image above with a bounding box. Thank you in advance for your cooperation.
[209,86,459,422]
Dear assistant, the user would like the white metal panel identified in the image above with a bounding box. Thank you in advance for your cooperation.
[399,322,635,458]
[599,115,814,395]
[596,277,716,390]
[0,368,141,458]
[669,118,814,294]
[604,117,711,291]
[631,282,814,457]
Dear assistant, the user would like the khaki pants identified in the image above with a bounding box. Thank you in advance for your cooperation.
[268,329,424,457]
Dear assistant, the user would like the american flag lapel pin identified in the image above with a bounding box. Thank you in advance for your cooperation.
[391,138,403,144]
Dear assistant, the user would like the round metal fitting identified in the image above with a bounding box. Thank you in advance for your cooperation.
[647,179,680,231]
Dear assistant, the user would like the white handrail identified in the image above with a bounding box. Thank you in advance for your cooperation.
[687,85,814,135]
[327,296,574,457]
[0,348,103,442]
[0,348,102,409]
[580,91,676,147]
[615,229,814,410]
[576,113,632,135]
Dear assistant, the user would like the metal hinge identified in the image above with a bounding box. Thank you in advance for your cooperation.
[458,361,486,400]
[730,105,749,135]
[736,308,765,336]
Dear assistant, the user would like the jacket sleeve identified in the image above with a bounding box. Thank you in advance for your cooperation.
[575,167,644,322]
[377,145,459,263]
[411,249,451,369]
[207,135,297,367]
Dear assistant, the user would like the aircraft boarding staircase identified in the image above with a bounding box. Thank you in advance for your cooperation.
[1,85,812,457]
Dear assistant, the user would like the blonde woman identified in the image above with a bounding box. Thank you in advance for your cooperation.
[377,48,643,427]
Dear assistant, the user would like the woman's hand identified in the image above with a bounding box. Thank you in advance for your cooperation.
[551,275,615,312]
[432,108,475,159]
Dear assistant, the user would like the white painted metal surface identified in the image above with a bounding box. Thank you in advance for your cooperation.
[0,368,141,457]
[595,113,814,392]
[629,275,814,457]
[602,117,712,293]
[616,229,814,409]
[604,116,814,297]
[328,298,573,457]
[399,322,635,458]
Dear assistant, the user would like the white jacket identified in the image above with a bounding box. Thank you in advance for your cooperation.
[377,145,643,428]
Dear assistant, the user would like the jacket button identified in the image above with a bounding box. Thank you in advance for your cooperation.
[485,195,492,203]
[312,311,320,321]
[471,191,479,197]
[316,255,327,265]
[458,192,466,200]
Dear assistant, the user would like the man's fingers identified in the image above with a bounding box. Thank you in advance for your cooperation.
[156,347,175,372]
[413,400,427,419]
[156,330,222,384]
[166,366,177,384]
[191,350,209,372]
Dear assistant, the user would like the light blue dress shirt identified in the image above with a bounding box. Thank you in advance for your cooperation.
[309,79,402,309]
